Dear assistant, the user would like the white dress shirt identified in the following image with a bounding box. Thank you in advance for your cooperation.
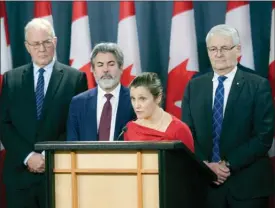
[24,59,55,165]
[97,84,121,141]
[33,59,55,94]
[212,67,237,116]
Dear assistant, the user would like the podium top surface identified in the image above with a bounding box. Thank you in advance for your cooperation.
[35,141,188,151]
[35,141,217,181]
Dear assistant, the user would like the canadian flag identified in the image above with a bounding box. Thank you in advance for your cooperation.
[268,2,275,208]
[166,1,198,119]
[69,0,95,89]
[34,1,55,59]
[0,1,12,207]
[268,2,275,113]
[117,1,141,87]
[34,1,53,25]
[225,1,255,69]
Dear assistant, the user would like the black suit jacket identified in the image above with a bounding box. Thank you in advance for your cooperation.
[182,68,274,199]
[0,61,87,189]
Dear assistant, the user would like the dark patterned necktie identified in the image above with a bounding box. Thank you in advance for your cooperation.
[212,76,227,162]
[36,68,45,120]
[98,94,113,141]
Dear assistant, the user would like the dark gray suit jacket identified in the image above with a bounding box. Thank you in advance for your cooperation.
[0,61,87,188]
[182,68,274,199]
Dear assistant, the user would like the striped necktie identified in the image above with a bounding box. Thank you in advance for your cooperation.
[36,68,45,120]
[212,75,227,162]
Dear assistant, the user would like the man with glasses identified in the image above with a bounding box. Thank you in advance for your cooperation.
[0,18,87,208]
[182,24,274,208]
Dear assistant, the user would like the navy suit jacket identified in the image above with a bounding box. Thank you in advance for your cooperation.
[67,85,135,141]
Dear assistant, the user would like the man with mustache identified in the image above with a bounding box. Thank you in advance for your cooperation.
[67,42,135,141]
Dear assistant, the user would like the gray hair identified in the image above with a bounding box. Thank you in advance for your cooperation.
[90,42,124,69]
[24,18,55,41]
[206,24,240,45]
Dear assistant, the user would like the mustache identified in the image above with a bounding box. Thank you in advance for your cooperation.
[100,74,114,79]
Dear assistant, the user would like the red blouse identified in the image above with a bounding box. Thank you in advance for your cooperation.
[124,116,194,152]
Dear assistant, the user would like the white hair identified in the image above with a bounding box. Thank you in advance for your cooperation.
[24,18,55,40]
[205,24,240,45]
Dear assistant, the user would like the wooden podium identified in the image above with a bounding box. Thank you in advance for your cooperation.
[35,141,216,208]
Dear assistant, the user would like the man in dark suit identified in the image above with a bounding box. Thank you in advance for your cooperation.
[67,42,135,141]
[182,24,274,208]
[0,18,87,208]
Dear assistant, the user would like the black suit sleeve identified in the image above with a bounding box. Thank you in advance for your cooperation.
[181,82,195,135]
[0,73,33,164]
[226,79,274,171]
[182,82,205,160]
[58,71,88,141]
[76,72,88,94]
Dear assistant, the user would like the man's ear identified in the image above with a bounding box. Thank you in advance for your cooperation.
[25,41,31,54]
[53,37,57,48]
[118,66,123,76]
[236,44,241,57]
[91,65,95,74]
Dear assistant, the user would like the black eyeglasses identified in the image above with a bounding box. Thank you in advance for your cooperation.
[26,39,54,49]
[207,45,236,54]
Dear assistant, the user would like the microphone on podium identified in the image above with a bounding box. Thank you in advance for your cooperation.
[117,126,128,141]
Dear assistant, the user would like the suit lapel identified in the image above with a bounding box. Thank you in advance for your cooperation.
[22,64,37,124]
[114,86,127,140]
[41,62,64,118]
[222,69,245,134]
[203,72,214,145]
[86,88,98,141]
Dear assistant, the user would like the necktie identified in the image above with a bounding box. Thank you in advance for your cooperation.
[36,68,45,120]
[98,94,113,141]
[212,76,227,162]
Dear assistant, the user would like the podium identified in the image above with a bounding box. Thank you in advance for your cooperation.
[35,141,216,208]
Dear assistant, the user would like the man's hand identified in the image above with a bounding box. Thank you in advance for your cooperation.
[204,161,231,185]
[26,153,45,173]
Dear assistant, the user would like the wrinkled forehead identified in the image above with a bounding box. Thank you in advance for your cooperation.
[207,34,234,47]
[26,27,53,42]
[94,52,118,63]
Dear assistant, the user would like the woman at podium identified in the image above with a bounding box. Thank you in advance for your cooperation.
[124,72,194,152]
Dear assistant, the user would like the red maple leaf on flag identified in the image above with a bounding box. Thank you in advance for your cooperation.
[121,64,135,87]
[166,59,197,119]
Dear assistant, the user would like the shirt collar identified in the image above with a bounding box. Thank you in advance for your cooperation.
[98,83,121,100]
[33,59,55,74]
[212,66,237,82]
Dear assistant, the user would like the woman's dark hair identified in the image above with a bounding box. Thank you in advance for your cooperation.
[129,72,163,100]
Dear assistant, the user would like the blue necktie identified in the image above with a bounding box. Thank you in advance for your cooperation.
[212,76,227,162]
[36,68,45,120]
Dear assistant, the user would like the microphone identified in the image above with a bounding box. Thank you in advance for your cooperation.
[117,126,128,141]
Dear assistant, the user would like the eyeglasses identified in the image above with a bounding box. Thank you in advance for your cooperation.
[207,45,236,54]
[26,39,54,49]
